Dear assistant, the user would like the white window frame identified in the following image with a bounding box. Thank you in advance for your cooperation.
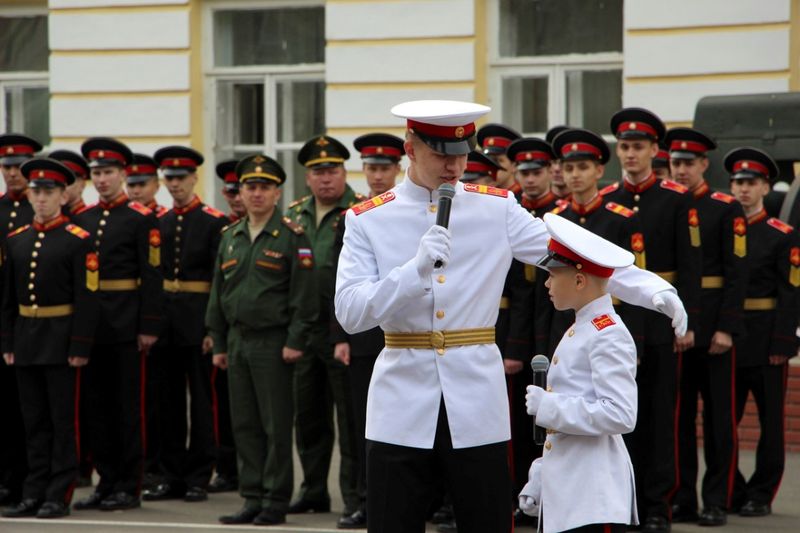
[486,0,623,138]
[203,0,325,206]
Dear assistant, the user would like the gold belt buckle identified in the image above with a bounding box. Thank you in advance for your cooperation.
[430,330,446,355]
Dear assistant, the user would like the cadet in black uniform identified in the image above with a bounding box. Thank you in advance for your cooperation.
[666,128,748,527]
[545,125,571,203]
[216,158,246,223]
[460,151,501,185]
[0,133,41,505]
[601,108,703,533]
[477,123,521,194]
[728,147,799,518]
[126,154,168,217]
[0,158,98,519]
[50,150,90,218]
[653,144,671,181]
[142,147,227,503]
[72,138,163,512]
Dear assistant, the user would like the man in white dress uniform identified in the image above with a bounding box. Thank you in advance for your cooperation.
[520,213,639,533]
[334,100,687,533]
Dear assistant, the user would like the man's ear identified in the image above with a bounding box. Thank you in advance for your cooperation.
[404,139,416,163]
[575,271,587,290]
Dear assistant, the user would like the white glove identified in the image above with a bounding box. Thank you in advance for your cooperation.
[525,385,544,416]
[518,459,542,517]
[415,225,451,279]
[652,290,688,338]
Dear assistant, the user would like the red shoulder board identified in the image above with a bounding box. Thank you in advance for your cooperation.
[660,179,688,194]
[550,204,567,215]
[710,191,735,204]
[352,191,396,215]
[767,218,794,234]
[592,314,616,331]
[156,206,169,218]
[65,224,90,239]
[555,198,569,208]
[605,202,634,218]
[83,202,98,211]
[7,224,30,238]
[128,201,153,216]
[73,204,91,215]
[463,183,508,198]
[599,182,619,196]
[202,205,226,219]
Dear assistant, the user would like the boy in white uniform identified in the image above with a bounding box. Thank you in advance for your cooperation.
[521,213,638,533]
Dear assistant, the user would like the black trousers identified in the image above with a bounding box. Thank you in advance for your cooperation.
[152,344,215,489]
[624,343,679,521]
[83,342,145,496]
[211,366,237,480]
[0,362,27,501]
[507,369,540,500]
[733,363,787,506]
[366,400,512,533]
[16,365,79,504]
[674,346,737,510]
[143,346,167,477]
[348,354,378,512]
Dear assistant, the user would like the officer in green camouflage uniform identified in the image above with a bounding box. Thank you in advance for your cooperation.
[286,135,365,518]
[206,154,317,526]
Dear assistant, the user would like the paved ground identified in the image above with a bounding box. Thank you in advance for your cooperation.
[1,450,797,532]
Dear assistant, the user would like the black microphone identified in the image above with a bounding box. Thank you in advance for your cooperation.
[433,183,456,269]
[530,354,550,446]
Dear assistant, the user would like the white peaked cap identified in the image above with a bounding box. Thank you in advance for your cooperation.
[391,100,491,127]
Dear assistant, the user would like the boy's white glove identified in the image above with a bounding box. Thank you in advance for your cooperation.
[518,459,542,517]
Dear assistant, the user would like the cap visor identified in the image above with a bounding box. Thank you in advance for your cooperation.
[223,184,240,193]
[730,171,767,181]
[126,175,157,185]
[669,150,699,160]
[89,159,125,168]
[616,131,655,141]
[161,168,192,177]
[420,136,476,156]
[29,179,65,189]
[481,146,505,156]
[515,161,546,171]
[362,156,398,165]
[0,155,32,167]
[535,252,572,272]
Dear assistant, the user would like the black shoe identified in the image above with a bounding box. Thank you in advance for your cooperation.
[337,509,367,529]
[437,519,458,533]
[287,499,330,514]
[514,507,538,527]
[431,504,454,524]
[219,506,260,525]
[142,472,163,491]
[99,492,141,511]
[254,508,286,526]
[142,483,184,501]
[671,503,699,523]
[208,475,238,493]
[643,516,671,533]
[739,500,771,517]
[698,507,727,526]
[36,502,70,519]
[2,498,41,518]
[184,486,208,502]
[73,491,106,510]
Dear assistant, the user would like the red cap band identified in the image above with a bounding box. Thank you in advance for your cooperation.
[89,149,127,164]
[127,164,158,175]
[1,144,35,156]
[160,158,197,168]
[466,161,497,177]
[407,119,475,140]
[733,160,769,176]
[669,140,707,153]
[61,160,87,177]
[617,121,658,138]
[655,149,669,160]
[30,169,68,185]
[224,171,238,184]
[548,238,614,278]
[515,150,552,163]
[360,146,403,158]
[561,142,602,159]
[483,136,512,149]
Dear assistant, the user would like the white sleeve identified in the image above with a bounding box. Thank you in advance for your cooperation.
[334,209,428,334]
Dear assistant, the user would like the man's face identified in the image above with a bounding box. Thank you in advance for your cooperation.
[517,166,552,198]
[616,139,658,176]
[562,159,604,196]
[241,181,281,217]
[223,188,246,218]
[730,178,770,210]
[670,157,708,189]
[364,162,400,196]
[404,137,467,191]
[91,166,126,201]
[1,163,28,194]
[306,165,347,204]
[653,167,671,180]
[65,178,86,204]
[550,159,564,186]
[125,178,160,205]
[164,172,197,205]
[30,186,67,221]
[492,153,514,184]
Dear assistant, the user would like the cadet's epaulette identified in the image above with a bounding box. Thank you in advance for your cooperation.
[599,182,619,196]
[463,183,508,198]
[605,202,635,218]
[288,195,311,212]
[352,191,396,215]
[7,225,30,238]
[202,205,226,219]
[660,179,688,194]
[281,216,305,235]
[156,206,169,218]
[83,202,98,211]
[550,204,567,215]
[591,314,616,331]
[127,201,153,216]
[710,191,735,204]
[73,204,91,216]
[766,217,794,234]
[348,192,369,208]
[65,223,90,239]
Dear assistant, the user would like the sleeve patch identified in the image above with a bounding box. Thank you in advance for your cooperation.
[462,183,509,197]
[790,247,799,267]
[202,205,226,218]
[592,314,617,331]
[605,201,634,218]
[631,232,645,252]
[767,218,794,234]
[128,201,153,216]
[352,191,396,215]
[599,182,619,196]
[65,223,90,239]
[297,247,314,269]
[711,191,735,204]
[660,179,689,194]
[7,224,30,238]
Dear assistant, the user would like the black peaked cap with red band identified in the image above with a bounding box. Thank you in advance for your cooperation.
[545,125,570,145]
[551,129,610,165]
[653,142,670,169]
[477,123,521,156]
[724,147,779,183]
[354,133,405,165]
[0,133,43,167]
[216,158,240,192]
[48,149,89,179]
[610,107,666,142]
[154,146,204,177]
[126,153,159,184]
[21,157,76,188]
[462,151,502,182]
[506,137,555,170]
[81,137,133,168]
[663,127,717,160]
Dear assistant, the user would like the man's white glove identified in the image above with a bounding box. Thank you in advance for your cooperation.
[525,385,544,416]
[652,290,688,337]
[415,225,451,280]
[518,459,542,517]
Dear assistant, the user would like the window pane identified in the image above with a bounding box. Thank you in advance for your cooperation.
[216,81,264,148]
[5,86,50,145]
[0,16,48,72]
[499,0,622,57]
[502,76,548,134]
[276,80,325,143]
[214,8,324,67]
[565,69,622,134]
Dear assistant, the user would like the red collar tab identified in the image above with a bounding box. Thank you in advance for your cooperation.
[99,193,129,209]
[670,139,708,154]
[33,214,69,232]
[2,144,35,156]
[623,173,657,194]
[561,142,602,159]
[521,191,556,211]
[747,209,767,225]
[89,149,127,164]
[548,238,614,278]
[733,160,769,176]
[160,158,198,169]
[360,146,403,158]
[173,195,202,215]
[570,194,603,215]
[692,181,709,199]
[617,121,658,138]
[483,136,512,149]
[407,119,475,140]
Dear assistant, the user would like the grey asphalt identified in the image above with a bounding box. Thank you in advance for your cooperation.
[1,449,797,532]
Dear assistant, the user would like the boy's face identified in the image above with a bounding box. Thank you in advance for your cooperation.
[544,267,581,311]
[562,159,604,196]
